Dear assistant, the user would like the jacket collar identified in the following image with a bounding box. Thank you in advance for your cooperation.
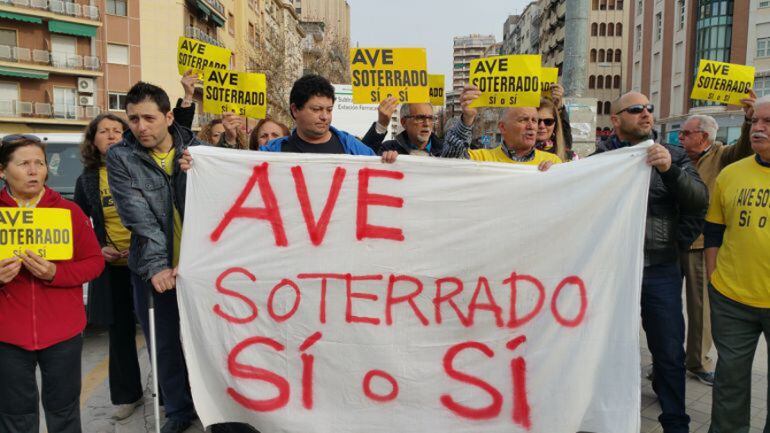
[395,131,439,154]
[0,186,61,208]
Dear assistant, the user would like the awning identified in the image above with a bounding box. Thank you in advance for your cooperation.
[0,11,43,24]
[48,20,97,37]
[209,12,225,27]
[0,66,48,79]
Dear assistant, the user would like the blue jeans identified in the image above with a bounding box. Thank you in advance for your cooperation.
[131,272,195,423]
[641,263,690,433]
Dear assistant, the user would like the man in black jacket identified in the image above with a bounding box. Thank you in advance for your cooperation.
[593,91,708,433]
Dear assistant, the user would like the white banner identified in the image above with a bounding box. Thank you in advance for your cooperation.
[178,143,652,433]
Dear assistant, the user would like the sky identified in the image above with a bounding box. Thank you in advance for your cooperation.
[349,0,532,89]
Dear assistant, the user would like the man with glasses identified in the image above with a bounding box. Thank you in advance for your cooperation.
[593,91,708,433]
[677,108,753,388]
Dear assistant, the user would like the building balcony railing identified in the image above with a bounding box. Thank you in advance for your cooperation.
[0,99,101,120]
[0,44,100,71]
[200,0,225,17]
[184,26,224,47]
[0,0,99,21]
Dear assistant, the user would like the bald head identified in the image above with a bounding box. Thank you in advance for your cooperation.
[611,91,649,116]
[610,91,654,144]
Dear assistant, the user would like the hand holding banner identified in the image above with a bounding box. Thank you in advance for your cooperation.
[203,69,267,119]
[350,48,429,104]
[177,37,232,79]
[0,208,72,260]
[690,59,755,106]
[470,54,542,108]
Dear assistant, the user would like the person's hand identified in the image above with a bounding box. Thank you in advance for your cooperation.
[222,112,242,144]
[181,70,199,103]
[101,246,123,263]
[647,143,672,173]
[550,83,565,108]
[150,268,176,293]
[381,150,398,164]
[537,160,554,172]
[460,85,481,126]
[19,250,56,282]
[179,149,193,172]
[0,257,22,284]
[741,88,757,120]
[377,96,399,129]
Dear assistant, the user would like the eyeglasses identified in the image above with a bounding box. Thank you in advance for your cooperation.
[616,104,654,115]
[677,129,703,137]
[404,115,435,123]
[1,134,41,147]
[538,118,556,127]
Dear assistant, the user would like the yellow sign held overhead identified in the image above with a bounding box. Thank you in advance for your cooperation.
[540,67,559,98]
[429,74,445,106]
[203,69,267,119]
[690,59,754,106]
[0,208,73,261]
[350,48,429,104]
[177,37,231,79]
[470,54,542,108]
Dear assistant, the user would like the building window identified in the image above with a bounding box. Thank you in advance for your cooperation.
[589,75,596,88]
[758,38,770,58]
[761,0,770,7]
[655,12,663,41]
[597,101,604,114]
[600,23,607,36]
[637,0,642,14]
[0,82,19,116]
[591,23,598,36]
[607,49,614,62]
[617,23,623,36]
[614,75,621,88]
[248,22,256,45]
[678,0,686,30]
[106,0,127,16]
[598,49,606,62]
[600,0,607,10]
[597,75,605,88]
[635,25,642,51]
[609,0,616,9]
[693,0,734,107]
[108,92,127,111]
[228,12,235,35]
[0,29,16,52]
[615,49,622,62]
[755,75,770,97]
[107,43,129,64]
[617,0,624,9]
[608,23,615,36]
[590,49,597,62]
[604,101,611,113]
[53,87,77,119]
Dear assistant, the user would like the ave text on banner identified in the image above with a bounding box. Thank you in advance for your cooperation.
[203,69,268,119]
[470,54,542,108]
[0,208,73,260]
[177,145,653,433]
[690,59,755,106]
[177,36,232,79]
[350,48,429,104]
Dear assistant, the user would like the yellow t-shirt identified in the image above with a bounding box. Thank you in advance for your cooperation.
[99,166,131,266]
[469,146,563,165]
[706,156,770,307]
[150,148,183,268]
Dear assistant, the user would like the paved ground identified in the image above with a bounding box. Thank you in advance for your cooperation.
[36,317,768,432]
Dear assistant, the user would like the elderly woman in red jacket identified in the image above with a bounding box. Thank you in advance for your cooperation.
[0,134,104,433]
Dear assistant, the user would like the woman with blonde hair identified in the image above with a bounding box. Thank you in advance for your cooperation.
[536,84,577,161]
[198,115,248,149]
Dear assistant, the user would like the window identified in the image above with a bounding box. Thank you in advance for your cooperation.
[53,87,77,119]
[637,0,642,14]
[614,75,621,88]
[228,12,235,35]
[755,76,770,97]
[591,23,598,36]
[605,75,613,87]
[107,43,129,64]
[597,75,604,88]
[248,22,256,45]
[607,49,614,62]
[653,52,661,82]
[655,12,662,41]
[758,38,770,58]
[617,0,623,9]
[678,0,686,30]
[600,23,607,36]
[0,82,19,116]
[590,49,597,62]
[592,0,599,9]
[761,0,770,7]
[51,35,77,67]
[589,75,596,88]
[609,0,616,9]
[615,49,622,62]
[604,101,611,114]
[598,49,605,62]
[600,0,607,10]
[106,0,127,16]
[674,42,684,73]
[597,101,604,114]
[0,29,16,47]
[617,23,623,36]
[608,23,615,36]
[635,25,642,51]
[108,92,127,111]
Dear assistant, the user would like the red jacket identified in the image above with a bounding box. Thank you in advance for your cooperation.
[0,187,104,350]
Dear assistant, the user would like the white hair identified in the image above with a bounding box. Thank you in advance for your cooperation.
[754,95,770,113]
[399,103,433,119]
[687,114,718,144]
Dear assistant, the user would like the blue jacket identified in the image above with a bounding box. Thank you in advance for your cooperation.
[260,126,375,155]
[105,124,203,280]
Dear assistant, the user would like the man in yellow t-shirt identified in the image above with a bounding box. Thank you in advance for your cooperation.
[704,95,770,432]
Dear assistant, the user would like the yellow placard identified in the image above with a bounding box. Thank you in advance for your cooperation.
[177,36,232,79]
[0,208,73,261]
[470,54,542,108]
[690,59,755,106]
[541,67,559,98]
[428,74,445,106]
[203,69,267,119]
[350,48,429,104]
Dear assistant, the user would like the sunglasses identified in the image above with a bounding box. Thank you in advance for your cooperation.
[616,104,654,115]
[1,134,41,147]
[538,118,556,127]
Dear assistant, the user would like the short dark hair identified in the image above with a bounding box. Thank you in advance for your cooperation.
[289,74,335,114]
[81,113,129,170]
[126,81,171,114]
[0,136,46,169]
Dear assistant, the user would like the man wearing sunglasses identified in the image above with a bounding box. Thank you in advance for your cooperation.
[593,91,708,433]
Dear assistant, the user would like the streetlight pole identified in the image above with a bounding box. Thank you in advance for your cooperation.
[562,0,589,97]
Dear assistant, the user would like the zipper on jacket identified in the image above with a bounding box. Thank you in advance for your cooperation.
[31,276,38,347]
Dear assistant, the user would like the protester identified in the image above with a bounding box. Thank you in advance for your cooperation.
[198,114,248,149]
[704,94,770,432]
[105,82,199,433]
[249,118,290,150]
[536,97,577,161]
[359,96,399,153]
[677,101,754,386]
[171,69,198,129]
[594,91,708,433]
[0,135,104,433]
[74,114,144,420]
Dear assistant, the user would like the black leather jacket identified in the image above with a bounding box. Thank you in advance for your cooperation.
[593,135,709,266]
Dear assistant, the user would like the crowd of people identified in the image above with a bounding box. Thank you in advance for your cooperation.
[0,69,767,433]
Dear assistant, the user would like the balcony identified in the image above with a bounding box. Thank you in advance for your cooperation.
[0,99,100,125]
[184,26,224,47]
[0,0,100,25]
[0,44,101,76]
[189,0,226,27]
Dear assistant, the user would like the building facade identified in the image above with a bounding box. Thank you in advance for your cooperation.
[0,0,136,133]
[448,33,496,116]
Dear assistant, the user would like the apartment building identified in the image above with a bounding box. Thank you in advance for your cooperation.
[447,33,496,116]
